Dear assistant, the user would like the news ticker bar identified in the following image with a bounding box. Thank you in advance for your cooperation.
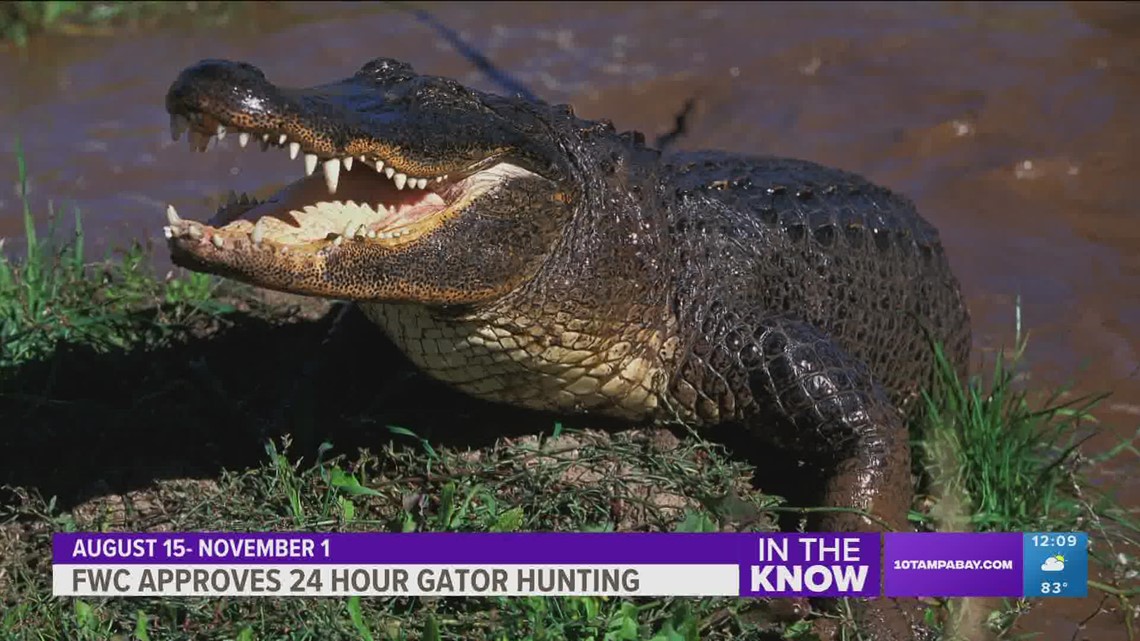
[52,532,1088,599]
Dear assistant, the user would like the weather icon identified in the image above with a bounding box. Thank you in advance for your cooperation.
[1041,555,1066,572]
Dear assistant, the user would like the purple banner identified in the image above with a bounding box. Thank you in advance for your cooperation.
[884,533,1023,597]
[54,531,1086,598]
[54,531,881,599]
[55,532,775,565]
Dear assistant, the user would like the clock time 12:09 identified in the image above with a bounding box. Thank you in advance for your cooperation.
[1031,534,1080,547]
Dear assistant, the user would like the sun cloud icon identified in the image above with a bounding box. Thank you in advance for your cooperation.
[1041,555,1066,572]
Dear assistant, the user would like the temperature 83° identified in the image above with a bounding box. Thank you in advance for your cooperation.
[1041,581,1070,594]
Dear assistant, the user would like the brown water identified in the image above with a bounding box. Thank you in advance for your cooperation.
[1,1,1137,637]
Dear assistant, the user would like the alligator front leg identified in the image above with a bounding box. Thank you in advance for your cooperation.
[671,307,928,640]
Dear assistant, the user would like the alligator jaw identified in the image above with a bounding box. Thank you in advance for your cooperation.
[163,112,539,298]
[160,57,572,304]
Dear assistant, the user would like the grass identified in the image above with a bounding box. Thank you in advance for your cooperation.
[918,332,1125,534]
[913,334,1140,639]
[0,142,228,369]
[0,2,248,48]
[0,152,1137,640]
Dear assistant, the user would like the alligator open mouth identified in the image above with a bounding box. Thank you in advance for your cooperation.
[159,57,572,302]
[162,111,535,254]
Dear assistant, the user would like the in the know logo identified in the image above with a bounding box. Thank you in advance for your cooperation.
[748,536,872,596]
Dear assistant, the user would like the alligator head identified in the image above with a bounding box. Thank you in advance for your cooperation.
[163,58,586,306]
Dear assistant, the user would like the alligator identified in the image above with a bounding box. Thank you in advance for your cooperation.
[161,57,972,639]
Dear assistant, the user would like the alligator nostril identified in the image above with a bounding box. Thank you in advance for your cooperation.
[236,62,264,76]
[166,59,276,119]
[358,58,415,80]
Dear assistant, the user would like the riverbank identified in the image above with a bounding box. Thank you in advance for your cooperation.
[0,2,243,48]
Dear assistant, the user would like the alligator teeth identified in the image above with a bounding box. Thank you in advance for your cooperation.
[212,235,224,248]
[189,130,210,151]
[384,167,395,178]
[437,175,446,182]
[216,125,227,140]
[304,154,318,176]
[323,158,341,193]
[251,219,266,244]
[394,172,407,190]
[333,235,344,246]
[163,226,173,239]
[289,142,301,159]
[188,225,203,239]
[358,155,366,163]
[278,134,287,145]
[261,133,270,142]
[343,220,357,238]
[259,137,271,151]
[378,229,412,239]
[238,132,250,148]
[166,204,181,225]
[354,224,368,239]
[169,114,189,141]
[343,156,354,171]
[375,159,384,171]
[417,178,428,189]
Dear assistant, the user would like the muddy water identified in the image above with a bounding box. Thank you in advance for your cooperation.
[1,1,1137,637]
